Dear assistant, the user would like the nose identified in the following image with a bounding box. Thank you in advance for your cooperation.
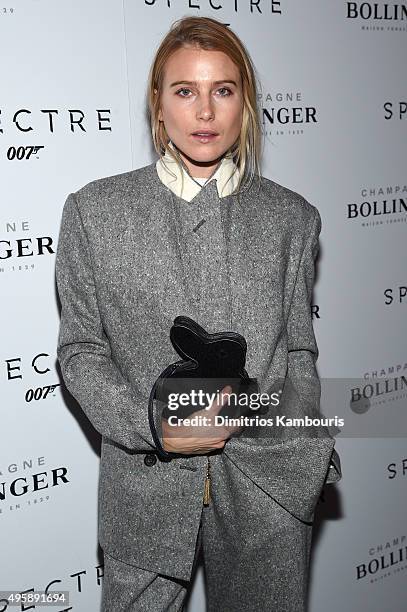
[197,93,215,121]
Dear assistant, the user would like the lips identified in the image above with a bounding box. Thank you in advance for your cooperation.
[191,131,218,136]
[191,131,219,143]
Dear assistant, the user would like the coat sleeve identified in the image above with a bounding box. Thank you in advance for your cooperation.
[286,205,342,486]
[223,205,341,523]
[55,191,162,452]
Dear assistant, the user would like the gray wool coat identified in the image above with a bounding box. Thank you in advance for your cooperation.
[55,160,341,588]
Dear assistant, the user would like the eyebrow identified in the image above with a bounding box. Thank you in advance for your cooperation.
[169,79,238,88]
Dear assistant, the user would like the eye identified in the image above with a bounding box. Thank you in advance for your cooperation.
[217,87,232,97]
[175,88,192,97]
[175,87,233,98]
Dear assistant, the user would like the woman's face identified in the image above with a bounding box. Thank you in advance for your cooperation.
[156,46,243,178]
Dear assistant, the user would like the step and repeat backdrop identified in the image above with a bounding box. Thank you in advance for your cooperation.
[1,1,406,611]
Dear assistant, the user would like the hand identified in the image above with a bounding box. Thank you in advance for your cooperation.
[161,385,244,455]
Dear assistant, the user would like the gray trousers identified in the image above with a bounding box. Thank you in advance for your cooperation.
[100,455,313,612]
[101,517,203,612]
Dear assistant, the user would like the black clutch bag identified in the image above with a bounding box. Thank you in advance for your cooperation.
[148,315,260,460]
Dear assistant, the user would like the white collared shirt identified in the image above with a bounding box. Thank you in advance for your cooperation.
[156,141,240,202]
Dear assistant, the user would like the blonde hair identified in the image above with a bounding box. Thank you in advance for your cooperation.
[147,15,263,195]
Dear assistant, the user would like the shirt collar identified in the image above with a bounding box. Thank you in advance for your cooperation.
[156,140,240,202]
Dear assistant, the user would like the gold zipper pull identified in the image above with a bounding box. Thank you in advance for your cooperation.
[203,456,211,506]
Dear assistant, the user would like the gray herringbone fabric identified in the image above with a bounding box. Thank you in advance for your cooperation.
[55,161,341,607]
[101,550,188,611]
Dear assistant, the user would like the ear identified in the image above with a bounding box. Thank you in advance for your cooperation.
[170,325,203,362]
[153,89,163,122]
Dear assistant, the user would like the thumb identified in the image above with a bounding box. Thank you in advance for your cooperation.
[206,385,232,417]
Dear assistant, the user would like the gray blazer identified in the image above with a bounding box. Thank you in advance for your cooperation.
[55,161,341,583]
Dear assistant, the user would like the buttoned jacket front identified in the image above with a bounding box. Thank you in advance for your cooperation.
[55,157,341,582]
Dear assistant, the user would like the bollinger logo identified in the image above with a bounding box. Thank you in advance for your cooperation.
[0,235,55,261]
[259,91,318,132]
[356,535,407,582]
[347,185,407,222]
[346,2,407,21]
[0,467,69,502]
[0,457,70,515]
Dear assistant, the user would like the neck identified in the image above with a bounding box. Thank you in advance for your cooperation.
[168,141,225,179]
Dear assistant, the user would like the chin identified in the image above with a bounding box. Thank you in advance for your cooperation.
[184,144,225,163]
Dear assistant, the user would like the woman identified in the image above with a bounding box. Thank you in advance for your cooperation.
[56,15,341,612]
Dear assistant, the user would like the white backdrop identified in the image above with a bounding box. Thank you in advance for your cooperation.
[1,1,406,610]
